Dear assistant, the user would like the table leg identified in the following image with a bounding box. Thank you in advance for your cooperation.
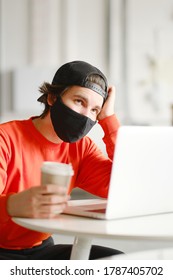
[70,236,92,260]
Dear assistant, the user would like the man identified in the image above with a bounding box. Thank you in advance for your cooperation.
[0,60,121,259]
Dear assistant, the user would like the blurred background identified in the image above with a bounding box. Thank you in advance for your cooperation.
[1,0,173,126]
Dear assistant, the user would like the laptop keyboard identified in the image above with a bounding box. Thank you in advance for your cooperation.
[87,208,106,213]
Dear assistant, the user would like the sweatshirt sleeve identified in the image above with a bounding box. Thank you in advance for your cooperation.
[0,128,13,223]
[0,193,14,223]
[98,114,120,160]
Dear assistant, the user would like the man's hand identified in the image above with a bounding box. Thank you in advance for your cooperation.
[97,86,116,121]
[7,185,69,219]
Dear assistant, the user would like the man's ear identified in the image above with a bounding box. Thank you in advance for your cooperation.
[47,94,57,106]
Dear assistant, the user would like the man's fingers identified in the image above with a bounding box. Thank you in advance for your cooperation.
[32,184,67,195]
[39,193,69,204]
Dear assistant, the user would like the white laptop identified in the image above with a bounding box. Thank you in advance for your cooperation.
[63,126,173,220]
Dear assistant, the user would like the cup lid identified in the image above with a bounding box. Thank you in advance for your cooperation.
[41,161,74,176]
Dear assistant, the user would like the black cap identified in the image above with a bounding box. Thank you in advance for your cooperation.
[52,60,108,100]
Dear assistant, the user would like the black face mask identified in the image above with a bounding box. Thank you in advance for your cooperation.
[50,97,96,143]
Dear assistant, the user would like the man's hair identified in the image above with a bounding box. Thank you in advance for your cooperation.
[38,74,106,118]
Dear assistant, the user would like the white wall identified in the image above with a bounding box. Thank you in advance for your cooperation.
[0,0,111,119]
[1,0,173,125]
[0,0,30,113]
[126,0,173,125]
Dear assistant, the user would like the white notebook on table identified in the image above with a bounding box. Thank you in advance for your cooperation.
[64,126,173,219]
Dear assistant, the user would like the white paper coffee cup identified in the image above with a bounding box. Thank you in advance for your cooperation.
[41,161,74,190]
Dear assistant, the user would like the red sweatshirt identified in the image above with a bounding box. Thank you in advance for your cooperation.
[0,115,119,249]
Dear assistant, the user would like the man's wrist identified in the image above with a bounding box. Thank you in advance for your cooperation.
[98,114,120,134]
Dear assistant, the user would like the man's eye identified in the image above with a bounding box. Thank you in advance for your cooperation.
[91,108,99,115]
[75,99,83,105]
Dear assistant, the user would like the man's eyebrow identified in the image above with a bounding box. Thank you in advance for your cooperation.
[73,94,88,101]
[73,94,90,105]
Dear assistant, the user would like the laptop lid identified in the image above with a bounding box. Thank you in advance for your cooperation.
[105,126,173,219]
[64,126,173,219]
